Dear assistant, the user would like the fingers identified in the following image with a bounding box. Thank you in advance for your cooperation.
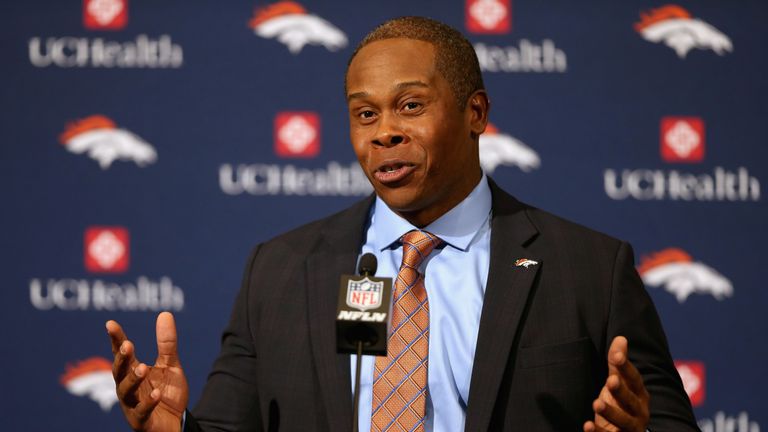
[107,319,138,380]
[116,362,148,406]
[606,374,646,417]
[155,312,180,367]
[112,339,140,383]
[134,388,162,424]
[583,420,600,432]
[607,335,628,373]
[106,320,127,355]
[583,420,617,432]
[589,336,650,432]
[592,395,638,430]
[603,373,650,430]
[608,336,646,396]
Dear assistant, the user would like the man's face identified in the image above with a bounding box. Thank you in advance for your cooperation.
[346,38,485,227]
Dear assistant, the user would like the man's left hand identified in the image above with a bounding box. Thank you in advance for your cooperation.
[584,336,650,432]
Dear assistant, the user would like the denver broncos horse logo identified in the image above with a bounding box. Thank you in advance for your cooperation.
[634,5,732,58]
[638,248,733,303]
[59,115,157,170]
[249,1,348,54]
[514,258,539,268]
[61,357,118,412]
[479,123,540,174]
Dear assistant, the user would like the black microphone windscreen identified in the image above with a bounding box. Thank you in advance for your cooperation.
[358,253,377,276]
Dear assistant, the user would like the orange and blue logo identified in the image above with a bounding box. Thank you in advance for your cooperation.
[638,248,733,302]
[479,123,540,174]
[248,2,347,54]
[59,115,157,169]
[61,357,117,412]
[635,5,732,58]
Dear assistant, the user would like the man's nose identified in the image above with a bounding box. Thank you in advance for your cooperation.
[372,114,406,147]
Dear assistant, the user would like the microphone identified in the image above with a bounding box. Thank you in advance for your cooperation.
[358,252,377,278]
[336,253,392,432]
[336,253,392,356]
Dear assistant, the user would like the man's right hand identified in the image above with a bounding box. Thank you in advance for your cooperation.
[107,312,189,432]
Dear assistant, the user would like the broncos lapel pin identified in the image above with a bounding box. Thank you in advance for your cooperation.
[514,258,539,268]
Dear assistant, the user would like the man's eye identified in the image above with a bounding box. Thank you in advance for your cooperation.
[359,111,375,119]
[404,102,420,111]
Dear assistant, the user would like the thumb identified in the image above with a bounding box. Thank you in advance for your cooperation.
[607,335,628,374]
[155,311,180,367]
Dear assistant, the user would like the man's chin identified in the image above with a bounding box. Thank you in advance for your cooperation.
[374,188,433,217]
[375,189,419,211]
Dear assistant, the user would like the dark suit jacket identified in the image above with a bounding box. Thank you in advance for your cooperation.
[185,180,699,431]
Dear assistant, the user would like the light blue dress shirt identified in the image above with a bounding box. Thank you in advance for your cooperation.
[352,174,492,432]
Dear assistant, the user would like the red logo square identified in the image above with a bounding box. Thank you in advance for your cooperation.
[274,112,320,158]
[674,360,705,407]
[466,0,511,34]
[84,226,129,273]
[83,0,128,31]
[661,116,705,163]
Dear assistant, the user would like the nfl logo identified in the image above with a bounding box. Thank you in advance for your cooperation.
[346,278,383,311]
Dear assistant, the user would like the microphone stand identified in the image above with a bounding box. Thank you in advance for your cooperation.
[352,340,363,432]
[345,254,381,432]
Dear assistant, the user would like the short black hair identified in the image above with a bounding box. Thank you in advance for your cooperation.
[346,16,485,109]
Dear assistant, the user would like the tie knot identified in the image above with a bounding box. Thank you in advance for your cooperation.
[401,230,442,268]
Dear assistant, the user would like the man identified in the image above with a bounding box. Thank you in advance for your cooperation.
[107,17,699,431]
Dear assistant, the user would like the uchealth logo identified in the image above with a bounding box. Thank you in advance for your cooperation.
[698,412,761,432]
[634,5,733,59]
[674,360,705,407]
[469,0,566,74]
[473,39,566,73]
[479,123,540,174]
[85,226,129,273]
[219,108,371,197]
[61,357,118,412]
[59,115,157,169]
[637,248,733,303]
[466,0,511,34]
[29,227,184,312]
[604,118,761,202]
[29,34,183,68]
[219,162,372,196]
[275,112,320,158]
[604,167,760,201]
[248,1,348,54]
[83,0,128,30]
[29,1,182,69]
[661,116,705,163]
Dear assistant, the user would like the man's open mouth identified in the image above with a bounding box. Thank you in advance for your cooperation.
[374,161,416,184]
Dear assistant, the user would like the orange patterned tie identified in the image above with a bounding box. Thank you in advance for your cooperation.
[371,230,442,432]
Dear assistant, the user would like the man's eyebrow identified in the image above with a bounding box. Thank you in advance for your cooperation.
[347,81,430,102]
[347,91,369,101]
[394,80,429,91]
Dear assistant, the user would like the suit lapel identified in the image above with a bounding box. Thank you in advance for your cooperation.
[306,196,374,432]
[465,181,540,432]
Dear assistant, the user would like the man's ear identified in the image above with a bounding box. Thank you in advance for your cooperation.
[466,90,490,137]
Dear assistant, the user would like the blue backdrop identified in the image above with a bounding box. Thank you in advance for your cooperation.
[1,1,766,430]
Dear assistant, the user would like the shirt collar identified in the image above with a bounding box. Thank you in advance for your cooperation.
[370,172,492,252]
